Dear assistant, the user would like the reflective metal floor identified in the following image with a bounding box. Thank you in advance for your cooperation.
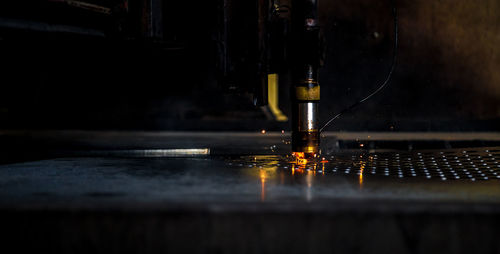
[1,147,500,208]
[1,131,500,254]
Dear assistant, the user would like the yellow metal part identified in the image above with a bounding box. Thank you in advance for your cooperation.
[295,86,320,101]
[299,145,318,154]
[267,74,288,122]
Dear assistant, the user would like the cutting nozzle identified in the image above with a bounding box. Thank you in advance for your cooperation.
[291,78,320,157]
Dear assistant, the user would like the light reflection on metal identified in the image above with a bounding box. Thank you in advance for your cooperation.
[260,169,267,201]
[307,103,315,130]
[87,149,210,158]
[306,170,313,201]
[140,149,210,157]
[307,170,313,187]
[49,0,112,15]
[234,148,500,186]
[359,160,366,189]
[250,156,280,202]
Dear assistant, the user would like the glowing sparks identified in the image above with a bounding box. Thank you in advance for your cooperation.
[292,152,309,164]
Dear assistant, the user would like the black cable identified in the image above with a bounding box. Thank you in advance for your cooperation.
[320,0,399,132]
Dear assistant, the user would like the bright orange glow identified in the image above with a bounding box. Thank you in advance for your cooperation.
[293,152,316,165]
[293,152,305,159]
[359,161,366,188]
[260,169,266,201]
[290,152,307,174]
[293,152,317,159]
[359,170,363,187]
[261,129,266,134]
[293,152,308,164]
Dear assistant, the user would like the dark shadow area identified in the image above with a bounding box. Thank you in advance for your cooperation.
[0,0,498,131]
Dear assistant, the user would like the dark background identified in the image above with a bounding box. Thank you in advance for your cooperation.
[0,0,499,131]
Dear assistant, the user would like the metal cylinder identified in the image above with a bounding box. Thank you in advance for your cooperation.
[292,74,320,156]
[297,102,319,131]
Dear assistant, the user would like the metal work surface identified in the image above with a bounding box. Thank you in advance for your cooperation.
[1,132,500,253]
[1,147,500,209]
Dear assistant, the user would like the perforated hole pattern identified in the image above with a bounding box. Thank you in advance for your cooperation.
[227,147,500,181]
[330,148,500,181]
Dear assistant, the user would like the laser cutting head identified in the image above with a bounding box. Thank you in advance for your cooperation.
[290,0,322,157]
[291,71,320,156]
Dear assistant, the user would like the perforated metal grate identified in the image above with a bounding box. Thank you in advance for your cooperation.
[330,148,500,181]
[227,147,500,181]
